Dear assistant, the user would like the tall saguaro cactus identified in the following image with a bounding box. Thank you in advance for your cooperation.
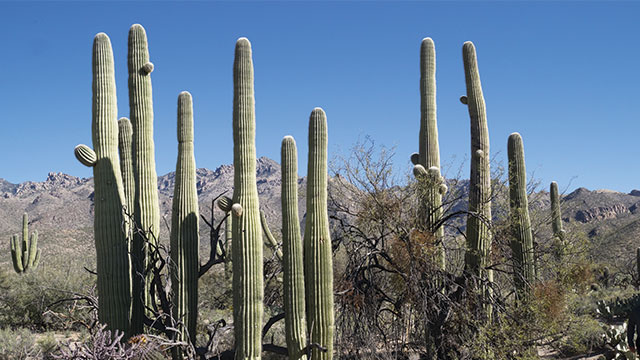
[412,37,446,270]
[74,33,131,332]
[128,23,160,333]
[461,42,493,283]
[507,133,535,297]
[281,136,307,360]
[304,108,334,360]
[549,181,565,258]
[118,117,135,220]
[10,213,40,274]
[170,91,200,347]
[232,37,263,360]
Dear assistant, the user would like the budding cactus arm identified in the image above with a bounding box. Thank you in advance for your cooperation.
[128,24,160,334]
[260,211,283,260]
[508,133,535,297]
[74,144,97,167]
[170,91,200,346]
[232,37,263,360]
[304,108,334,360]
[281,135,307,360]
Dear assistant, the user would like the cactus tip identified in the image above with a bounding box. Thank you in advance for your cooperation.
[231,203,243,217]
[413,164,428,178]
[410,152,419,165]
[141,62,154,75]
[459,95,468,104]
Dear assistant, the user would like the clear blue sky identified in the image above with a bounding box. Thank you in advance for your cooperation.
[0,1,638,193]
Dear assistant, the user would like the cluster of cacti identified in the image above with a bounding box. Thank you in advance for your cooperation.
[597,294,640,321]
[507,133,535,297]
[411,37,447,271]
[10,213,41,274]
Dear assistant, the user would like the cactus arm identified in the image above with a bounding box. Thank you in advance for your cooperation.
[232,37,263,360]
[550,181,565,258]
[304,108,334,360]
[170,91,200,346]
[74,144,97,167]
[128,24,160,334]
[507,133,535,297]
[27,230,38,269]
[10,234,23,273]
[21,213,30,272]
[118,117,135,219]
[281,135,307,360]
[260,211,283,261]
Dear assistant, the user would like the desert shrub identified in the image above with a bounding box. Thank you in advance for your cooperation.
[0,327,37,360]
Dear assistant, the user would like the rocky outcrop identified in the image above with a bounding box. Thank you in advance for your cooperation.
[574,204,629,223]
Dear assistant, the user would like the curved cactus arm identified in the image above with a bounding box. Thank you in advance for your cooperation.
[217,195,233,213]
[260,211,283,261]
[10,234,23,273]
[74,144,97,167]
[32,249,41,269]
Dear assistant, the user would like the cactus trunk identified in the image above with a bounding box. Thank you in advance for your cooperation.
[128,24,160,333]
[416,38,445,270]
[281,136,307,360]
[507,133,535,298]
[232,37,263,360]
[304,108,334,360]
[170,91,200,349]
[550,181,565,259]
[89,33,131,332]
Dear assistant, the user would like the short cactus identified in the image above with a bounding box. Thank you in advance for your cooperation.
[507,133,535,297]
[231,37,263,359]
[169,91,200,347]
[304,108,334,360]
[10,213,40,274]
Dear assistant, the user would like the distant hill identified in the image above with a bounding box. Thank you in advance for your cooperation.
[1,158,639,272]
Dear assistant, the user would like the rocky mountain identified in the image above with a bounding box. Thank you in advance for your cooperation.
[1,158,639,270]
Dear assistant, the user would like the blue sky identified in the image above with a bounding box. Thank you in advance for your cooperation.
[0,1,638,193]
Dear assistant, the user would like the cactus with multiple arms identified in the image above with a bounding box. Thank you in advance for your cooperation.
[170,91,200,347]
[232,37,264,359]
[10,213,40,274]
[74,32,131,332]
[304,108,334,360]
[413,37,446,270]
[281,136,307,360]
[507,133,535,297]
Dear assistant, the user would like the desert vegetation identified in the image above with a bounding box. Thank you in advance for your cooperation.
[2,23,639,360]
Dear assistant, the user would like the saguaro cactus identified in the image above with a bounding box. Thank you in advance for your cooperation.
[550,181,565,258]
[507,133,535,297]
[281,136,307,360]
[74,32,131,332]
[461,42,493,283]
[10,213,40,274]
[118,117,135,220]
[304,108,334,360]
[232,37,263,359]
[412,37,446,270]
[128,23,160,333]
[170,91,200,347]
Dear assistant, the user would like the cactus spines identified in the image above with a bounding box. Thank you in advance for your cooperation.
[128,23,160,333]
[170,91,200,347]
[10,213,40,274]
[414,38,445,270]
[232,37,263,359]
[281,136,307,360]
[74,144,97,167]
[462,41,492,281]
[304,108,334,360]
[550,181,565,258]
[507,133,535,297]
[87,32,131,332]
